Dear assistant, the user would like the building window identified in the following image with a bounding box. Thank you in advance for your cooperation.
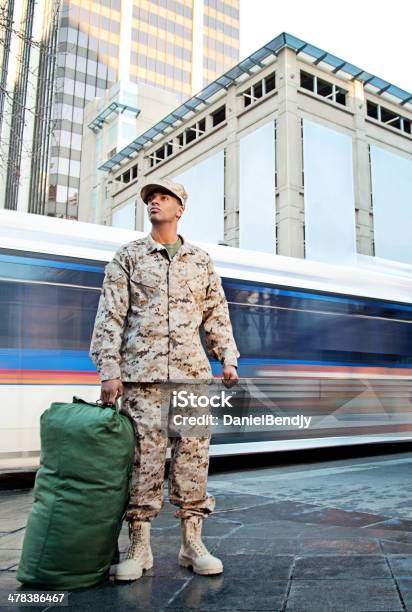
[300,71,314,92]
[335,88,346,105]
[243,83,262,106]
[114,163,138,184]
[149,149,164,167]
[148,140,174,167]
[316,78,333,99]
[265,72,276,94]
[254,80,263,99]
[185,127,197,145]
[243,88,253,107]
[211,105,226,126]
[300,70,347,106]
[366,100,411,135]
[380,106,401,130]
[242,72,276,108]
[184,118,206,145]
[367,101,379,120]
[145,117,210,169]
[48,185,56,201]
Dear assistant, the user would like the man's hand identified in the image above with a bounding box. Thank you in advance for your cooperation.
[101,378,123,405]
[222,365,238,388]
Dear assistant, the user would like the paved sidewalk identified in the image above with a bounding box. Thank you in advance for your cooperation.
[1,450,411,611]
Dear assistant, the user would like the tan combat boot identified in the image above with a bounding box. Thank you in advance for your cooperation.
[114,520,153,581]
[178,516,223,575]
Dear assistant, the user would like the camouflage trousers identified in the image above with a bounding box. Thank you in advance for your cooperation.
[121,382,215,522]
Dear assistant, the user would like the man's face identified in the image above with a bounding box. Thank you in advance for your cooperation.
[146,190,183,224]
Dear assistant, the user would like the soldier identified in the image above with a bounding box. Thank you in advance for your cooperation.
[89,179,239,581]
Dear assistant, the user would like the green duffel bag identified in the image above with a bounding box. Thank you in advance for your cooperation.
[17,396,135,590]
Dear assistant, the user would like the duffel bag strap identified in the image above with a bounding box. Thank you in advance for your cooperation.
[72,396,121,413]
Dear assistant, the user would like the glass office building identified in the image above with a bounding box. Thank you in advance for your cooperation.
[0,0,239,218]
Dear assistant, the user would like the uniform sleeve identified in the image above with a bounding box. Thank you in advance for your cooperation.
[202,257,240,368]
[89,253,130,382]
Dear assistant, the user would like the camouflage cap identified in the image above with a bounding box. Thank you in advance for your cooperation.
[140,179,188,209]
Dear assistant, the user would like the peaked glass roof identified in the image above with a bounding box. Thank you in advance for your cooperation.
[99,32,411,172]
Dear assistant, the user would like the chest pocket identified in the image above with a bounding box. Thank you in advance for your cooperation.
[130,269,159,307]
[185,266,208,306]
[104,262,124,283]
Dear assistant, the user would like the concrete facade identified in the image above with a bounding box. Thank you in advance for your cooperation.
[96,34,412,263]
[78,81,179,225]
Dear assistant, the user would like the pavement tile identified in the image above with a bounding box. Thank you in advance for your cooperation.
[0,571,20,587]
[211,493,274,511]
[0,492,33,505]
[233,520,325,539]
[293,555,392,580]
[0,504,32,519]
[364,518,412,532]
[397,578,412,611]
[217,554,293,580]
[213,500,320,525]
[386,555,412,579]
[286,579,403,611]
[298,537,381,555]
[214,536,299,555]
[0,530,25,550]
[323,523,412,542]
[0,550,21,570]
[296,507,386,528]
[321,524,371,537]
[380,540,412,554]
[0,518,27,533]
[167,576,287,611]
[360,528,412,543]
[66,577,188,611]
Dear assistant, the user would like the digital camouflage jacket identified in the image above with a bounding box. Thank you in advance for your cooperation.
[89,233,239,382]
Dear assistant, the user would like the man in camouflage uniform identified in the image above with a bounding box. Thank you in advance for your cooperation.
[89,179,239,581]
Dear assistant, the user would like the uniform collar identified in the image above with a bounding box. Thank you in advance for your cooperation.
[144,232,196,256]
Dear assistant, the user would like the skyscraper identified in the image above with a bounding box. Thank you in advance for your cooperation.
[0,0,239,218]
[0,0,60,215]
[127,0,240,96]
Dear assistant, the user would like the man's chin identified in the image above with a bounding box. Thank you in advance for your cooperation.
[149,216,167,226]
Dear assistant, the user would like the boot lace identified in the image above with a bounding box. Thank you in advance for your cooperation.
[188,538,209,557]
[127,524,148,559]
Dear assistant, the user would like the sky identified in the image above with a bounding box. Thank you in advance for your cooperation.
[240,0,412,94]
